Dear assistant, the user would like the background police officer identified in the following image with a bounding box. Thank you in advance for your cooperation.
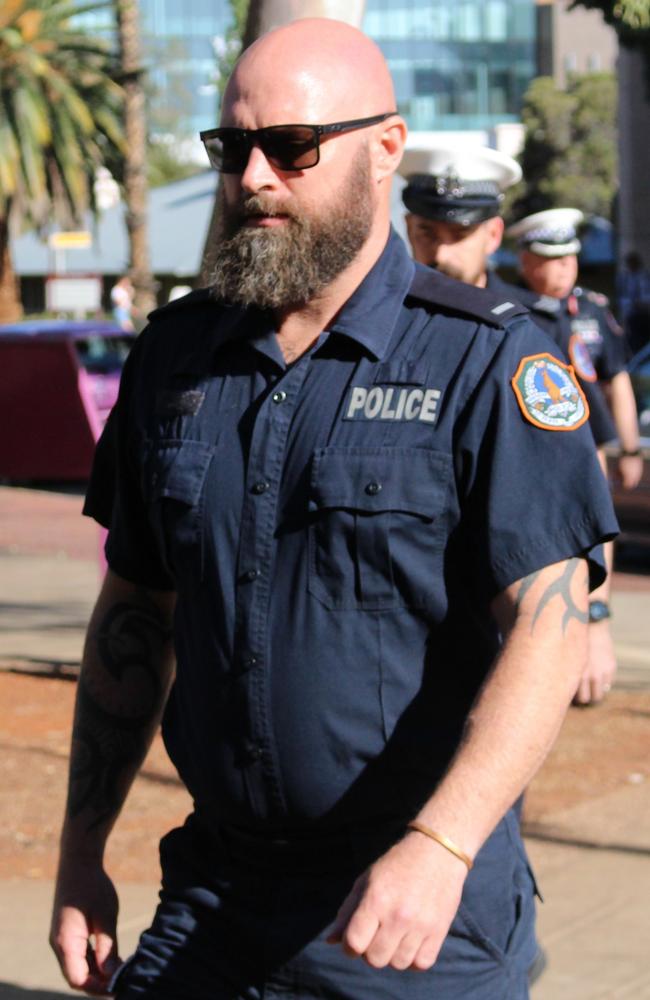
[400,145,619,706]
[508,208,643,493]
[50,20,617,1000]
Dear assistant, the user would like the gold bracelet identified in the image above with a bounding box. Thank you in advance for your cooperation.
[407,820,474,871]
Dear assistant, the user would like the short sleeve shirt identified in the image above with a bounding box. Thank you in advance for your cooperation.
[569,287,627,380]
[489,274,617,446]
[87,232,617,833]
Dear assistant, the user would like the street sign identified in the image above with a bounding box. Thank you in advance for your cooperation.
[46,275,102,313]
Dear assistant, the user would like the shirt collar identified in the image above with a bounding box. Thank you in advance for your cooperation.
[326,228,416,360]
[193,228,415,371]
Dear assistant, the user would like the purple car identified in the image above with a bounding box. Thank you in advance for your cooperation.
[0,319,135,480]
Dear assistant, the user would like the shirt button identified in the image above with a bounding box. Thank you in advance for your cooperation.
[272,390,287,404]
[241,654,258,670]
[251,480,270,495]
[365,481,382,496]
[245,742,263,762]
[244,568,261,582]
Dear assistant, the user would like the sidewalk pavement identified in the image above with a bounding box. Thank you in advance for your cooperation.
[1,488,650,998]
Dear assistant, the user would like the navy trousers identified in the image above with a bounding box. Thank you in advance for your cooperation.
[112,813,537,999]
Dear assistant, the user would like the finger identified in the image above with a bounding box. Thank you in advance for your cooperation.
[360,922,403,969]
[341,904,380,959]
[327,878,365,944]
[590,674,605,704]
[388,930,423,971]
[411,935,442,971]
[93,929,121,976]
[50,908,94,989]
[573,674,593,706]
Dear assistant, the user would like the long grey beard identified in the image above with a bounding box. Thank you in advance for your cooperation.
[209,218,359,309]
[208,149,373,310]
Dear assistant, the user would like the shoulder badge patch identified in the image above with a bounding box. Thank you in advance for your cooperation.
[568,333,597,382]
[511,353,589,431]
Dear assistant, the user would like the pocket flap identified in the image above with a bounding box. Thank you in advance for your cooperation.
[145,438,215,505]
[309,447,450,518]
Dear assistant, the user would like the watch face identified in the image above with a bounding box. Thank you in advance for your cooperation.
[589,600,611,622]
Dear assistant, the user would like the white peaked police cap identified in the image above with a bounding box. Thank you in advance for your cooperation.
[399,143,522,225]
[506,208,584,257]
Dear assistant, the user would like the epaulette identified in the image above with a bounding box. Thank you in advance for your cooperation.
[529,294,561,316]
[147,288,215,322]
[407,265,529,326]
[583,287,610,308]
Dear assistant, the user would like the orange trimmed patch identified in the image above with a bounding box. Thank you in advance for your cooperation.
[511,353,590,431]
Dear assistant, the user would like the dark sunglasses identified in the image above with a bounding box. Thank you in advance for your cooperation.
[200,112,397,174]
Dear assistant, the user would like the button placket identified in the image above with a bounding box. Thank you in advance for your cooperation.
[234,359,313,816]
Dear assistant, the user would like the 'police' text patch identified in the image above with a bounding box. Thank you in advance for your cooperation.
[344,385,441,423]
[511,353,589,431]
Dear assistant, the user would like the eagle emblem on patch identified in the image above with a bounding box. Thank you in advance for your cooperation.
[511,353,589,431]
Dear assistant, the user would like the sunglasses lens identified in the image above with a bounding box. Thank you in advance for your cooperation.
[201,126,320,173]
[261,126,319,170]
[203,132,252,173]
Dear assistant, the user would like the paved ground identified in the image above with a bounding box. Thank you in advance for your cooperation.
[1,484,649,999]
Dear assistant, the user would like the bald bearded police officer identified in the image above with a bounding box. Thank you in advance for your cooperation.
[51,21,617,1000]
[508,208,643,492]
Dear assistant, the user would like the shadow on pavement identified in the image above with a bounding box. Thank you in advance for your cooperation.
[0,986,73,1000]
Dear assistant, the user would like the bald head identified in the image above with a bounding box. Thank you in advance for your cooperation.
[222,19,396,126]
[211,20,406,315]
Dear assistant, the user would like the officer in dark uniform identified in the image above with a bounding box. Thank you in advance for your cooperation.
[400,149,617,452]
[400,145,619,708]
[50,20,618,1000]
[508,209,643,493]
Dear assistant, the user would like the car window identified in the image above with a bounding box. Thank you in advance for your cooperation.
[74,336,133,373]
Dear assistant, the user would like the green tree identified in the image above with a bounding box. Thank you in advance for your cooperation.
[570,0,649,31]
[0,0,124,321]
[212,0,250,104]
[508,73,617,223]
[571,1,650,87]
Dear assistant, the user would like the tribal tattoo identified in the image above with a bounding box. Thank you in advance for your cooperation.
[516,558,589,635]
[68,593,173,831]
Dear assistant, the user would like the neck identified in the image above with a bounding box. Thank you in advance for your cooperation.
[273,219,390,362]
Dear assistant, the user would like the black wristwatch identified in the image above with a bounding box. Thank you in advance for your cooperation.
[620,448,641,457]
[589,600,612,623]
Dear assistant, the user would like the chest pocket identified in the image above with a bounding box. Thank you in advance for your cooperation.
[143,438,215,580]
[308,446,451,611]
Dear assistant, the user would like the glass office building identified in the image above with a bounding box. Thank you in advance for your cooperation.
[85,1,536,137]
[363,0,536,131]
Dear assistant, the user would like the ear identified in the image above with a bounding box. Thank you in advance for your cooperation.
[404,213,416,241]
[484,216,505,256]
[375,117,407,183]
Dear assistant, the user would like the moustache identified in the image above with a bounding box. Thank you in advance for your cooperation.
[231,196,297,225]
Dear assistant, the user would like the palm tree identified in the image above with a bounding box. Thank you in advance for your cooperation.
[114,0,156,318]
[0,0,125,322]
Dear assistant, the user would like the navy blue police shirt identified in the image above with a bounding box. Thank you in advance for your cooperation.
[86,230,617,835]
[569,287,627,378]
[489,273,616,446]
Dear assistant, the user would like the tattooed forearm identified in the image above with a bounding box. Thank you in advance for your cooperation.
[517,558,589,635]
[66,590,174,834]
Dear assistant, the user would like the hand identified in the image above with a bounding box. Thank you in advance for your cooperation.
[617,454,643,491]
[50,856,122,994]
[573,620,617,705]
[327,830,467,971]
